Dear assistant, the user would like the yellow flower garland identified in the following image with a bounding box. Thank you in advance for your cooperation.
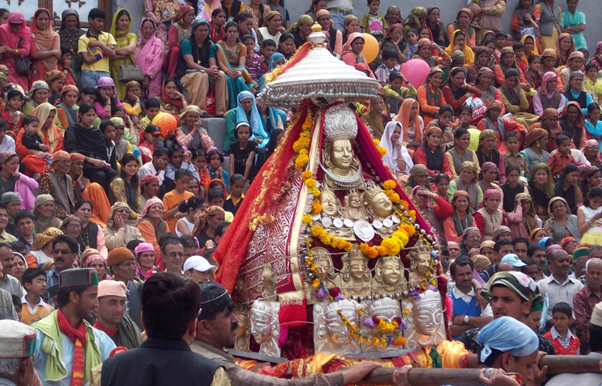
[310,225,353,252]
[373,138,387,157]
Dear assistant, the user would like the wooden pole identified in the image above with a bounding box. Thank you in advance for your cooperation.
[355,355,602,386]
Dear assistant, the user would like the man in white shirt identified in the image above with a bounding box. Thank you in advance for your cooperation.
[538,249,584,327]
[137,147,169,186]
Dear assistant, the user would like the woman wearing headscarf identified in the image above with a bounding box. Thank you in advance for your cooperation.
[29,9,60,87]
[135,18,165,99]
[476,100,527,154]
[411,185,452,244]
[44,70,67,106]
[393,99,424,151]
[134,242,156,280]
[380,122,413,181]
[341,33,374,79]
[442,67,481,116]
[416,67,447,126]
[565,71,594,113]
[403,164,430,196]
[0,12,31,91]
[543,196,581,244]
[68,153,111,228]
[533,71,566,116]
[476,130,505,182]
[341,14,359,45]
[528,163,555,223]
[22,81,49,116]
[39,151,75,220]
[507,192,541,239]
[403,6,426,35]
[81,248,110,281]
[314,10,341,57]
[478,161,505,209]
[288,15,312,48]
[164,5,195,78]
[474,189,507,241]
[56,85,80,131]
[447,161,483,212]
[467,47,493,86]
[16,103,65,178]
[136,197,169,258]
[443,191,477,244]
[64,103,119,194]
[176,106,215,152]
[413,38,450,69]
[94,77,124,121]
[137,174,160,211]
[554,163,583,214]
[581,140,602,169]
[224,91,269,150]
[555,32,575,68]
[361,95,390,139]
[446,8,476,48]
[499,68,539,129]
[33,195,61,234]
[193,205,226,249]
[257,10,283,47]
[58,10,84,79]
[535,0,562,51]
[473,67,502,109]
[559,101,586,149]
[109,9,138,100]
[103,202,146,251]
[425,6,445,46]
[257,52,285,93]
[26,227,62,269]
[521,128,551,175]
[493,47,527,88]
[445,30,474,68]
[0,152,37,210]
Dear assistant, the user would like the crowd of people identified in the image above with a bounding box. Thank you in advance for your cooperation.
[0,0,600,385]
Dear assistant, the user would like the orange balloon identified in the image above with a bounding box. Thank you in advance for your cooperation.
[152,113,178,137]
[361,33,379,64]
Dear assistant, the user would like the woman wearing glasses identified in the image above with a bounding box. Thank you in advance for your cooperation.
[103,202,146,251]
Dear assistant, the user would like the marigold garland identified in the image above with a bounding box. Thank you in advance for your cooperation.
[310,225,353,252]
[374,138,387,157]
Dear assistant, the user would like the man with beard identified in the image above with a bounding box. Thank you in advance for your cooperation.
[191,281,384,385]
[458,271,555,356]
[93,280,142,349]
[106,247,143,331]
[32,268,116,385]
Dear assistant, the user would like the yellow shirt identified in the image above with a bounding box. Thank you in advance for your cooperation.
[78,31,116,73]
[163,190,194,231]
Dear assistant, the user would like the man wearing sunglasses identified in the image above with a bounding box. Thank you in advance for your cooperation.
[45,234,80,304]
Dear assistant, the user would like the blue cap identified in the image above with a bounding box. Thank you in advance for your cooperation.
[501,254,526,268]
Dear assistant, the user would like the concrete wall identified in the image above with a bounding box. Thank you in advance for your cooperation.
[284,0,601,51]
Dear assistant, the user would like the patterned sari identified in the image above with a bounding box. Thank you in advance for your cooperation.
[214,41,253,109]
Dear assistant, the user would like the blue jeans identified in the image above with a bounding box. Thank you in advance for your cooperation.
[330,12,347,31]
[80,70,110,89]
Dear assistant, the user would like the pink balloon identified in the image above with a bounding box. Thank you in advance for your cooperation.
[400,59,431,88]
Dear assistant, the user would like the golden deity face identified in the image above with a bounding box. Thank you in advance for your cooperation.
[369,192,394,218]
[415,253,430,276]
[349,260,367,281]
[348,192,362,208]
[381,258,401,286]
[313,249,332,281]
[330,139,353,170]
[320,191,339,216]
[413,291,443,336]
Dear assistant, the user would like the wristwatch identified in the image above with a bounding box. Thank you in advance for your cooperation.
[463,315,470,324]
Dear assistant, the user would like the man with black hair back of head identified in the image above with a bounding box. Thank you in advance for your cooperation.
[480,239,515,281]
[93,273,228,386]
[192,281,384,386]
[32,268,116,385]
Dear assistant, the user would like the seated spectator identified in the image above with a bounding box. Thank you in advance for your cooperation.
[474,189,507,241]
[136,197,169,258]
[110,154,143,218]
[94,77,123,121]
[193,206,226,250]
[68,153,111,227]
[177,19,227,118]
[22,81,49,116]
[413,126,453,179]
[447,161,482,212]
[103,202,146,251]
[0,152,37,211]
[44,71,66,106]
[443,191,476,244]
[361,95,390,139]
[224,91,269,150]
[81,249,110,281]
[498,69,539,128]
[380,122,413,180]
[39,151,75,219]
[56,85,80,131]
[476,130,505,183]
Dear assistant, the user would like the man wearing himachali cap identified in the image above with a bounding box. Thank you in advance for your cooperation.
[458,271,555,356]
[31,268,115,385]
[0,319,38,385]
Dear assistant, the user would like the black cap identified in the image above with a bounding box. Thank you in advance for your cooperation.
[145,124,161,136]
[198,281,234,320]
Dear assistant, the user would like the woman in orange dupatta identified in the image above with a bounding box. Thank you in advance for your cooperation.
[69,152,111,227]
[393,99,424,154]
[29,9,60,87]
[16,103,65,177]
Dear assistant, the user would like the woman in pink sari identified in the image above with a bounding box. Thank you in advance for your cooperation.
[0,12,31,91]
[29,8,60,87]
[135,18,165,98]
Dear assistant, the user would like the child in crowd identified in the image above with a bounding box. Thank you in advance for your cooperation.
[455,106,476,130]
[78,8,116,89]
[524,55,543,90]
[0,118,15,152]
[584,62,602,104]
[192,148,211,191]
[578,186,602,245]
[360,0,387,41]
[20,116,49,153]
[58,45,77,86]
[544,302,580,355]
[208,148,229,190]
[382,71,417,115]
[208,187,225,208]
[138,147,169,185]
[162,169,194,231]
[224,174,245,216]
[404,29,418,60]
[494,31,507,63]
[15,210,35,254]
[504,132,529,178]
[77,86,97,106]
[260,39,277,73]
[176,195,206,237]
[228,122,257,182]
[165,144,200,184]
[243,35,264,82]
[141,98,161,130]
[138,125,161,164]
[3,89,24,135]
[513,42,527,72]
[21,268,54,325]
[375,48,400,85]
[578,48,589,64]
[547,135,574,178]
